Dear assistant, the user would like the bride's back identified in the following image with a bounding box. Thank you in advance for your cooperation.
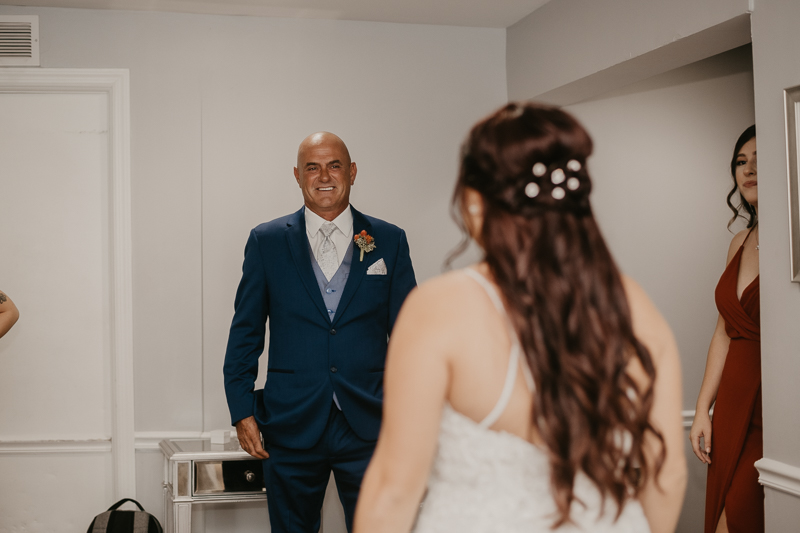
[404,260,681,532]
[353,103,686,533]
[442,265,663,448]
[435,265,539,444]
[409,266,662,532]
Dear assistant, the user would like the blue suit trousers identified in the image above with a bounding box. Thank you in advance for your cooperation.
[262,402,374,533]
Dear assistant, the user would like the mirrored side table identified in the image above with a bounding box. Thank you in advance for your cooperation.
[160,438,266,533]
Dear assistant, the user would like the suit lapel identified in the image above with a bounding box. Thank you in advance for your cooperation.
[332,206,370,326]
[285,207,331,323]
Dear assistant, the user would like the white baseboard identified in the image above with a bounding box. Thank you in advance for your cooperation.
[134,431,211,450]
[135,430,239,450]
[0,430,238,454]
[3,413,695,456]
[0,440,112,454]
[755,458,800,498]
[682,408,716,429]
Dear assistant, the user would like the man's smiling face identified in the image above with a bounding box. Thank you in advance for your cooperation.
[294,132,357,221]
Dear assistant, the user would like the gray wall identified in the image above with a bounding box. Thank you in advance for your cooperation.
[507,0,752,103]
[508,0,800,530]
[567,45,755,410]
[751,0,800,529]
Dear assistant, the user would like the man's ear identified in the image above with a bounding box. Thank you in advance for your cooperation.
[294,167,301,186]
[349,162,358,185]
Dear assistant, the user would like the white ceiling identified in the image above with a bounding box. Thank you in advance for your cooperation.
[0,0,552,28]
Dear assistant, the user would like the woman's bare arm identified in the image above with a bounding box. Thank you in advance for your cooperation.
[623,276,687,533]
[0,290,19,339]
[353,281,453,533]
[690,232,744,464]
[689,315,729,464]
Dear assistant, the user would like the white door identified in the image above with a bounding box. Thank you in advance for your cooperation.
[0,69,133,533]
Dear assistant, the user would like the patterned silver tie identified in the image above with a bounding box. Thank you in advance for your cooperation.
[318,222,338,281]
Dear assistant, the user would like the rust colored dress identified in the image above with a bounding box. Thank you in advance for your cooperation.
[704,237,764,533]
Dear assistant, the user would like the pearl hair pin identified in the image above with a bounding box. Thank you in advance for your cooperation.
[567,177,580,191]
[526,159,582,202]
[525,182,540,198]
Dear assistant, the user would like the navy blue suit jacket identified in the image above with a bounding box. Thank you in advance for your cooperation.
[223,206,416,450]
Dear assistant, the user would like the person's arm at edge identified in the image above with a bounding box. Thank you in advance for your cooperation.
[354,284,449,533]
[0,290,19,339]
[689,231,744,465]
[623,276,687,533]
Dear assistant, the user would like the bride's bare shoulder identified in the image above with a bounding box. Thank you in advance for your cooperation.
[419,268,478,293]
[620,275,677,365]
[397,269,485,323]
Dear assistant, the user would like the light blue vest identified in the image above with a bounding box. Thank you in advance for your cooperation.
[310,240,354,322]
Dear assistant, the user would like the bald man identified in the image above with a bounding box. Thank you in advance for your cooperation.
[223,132,416,532]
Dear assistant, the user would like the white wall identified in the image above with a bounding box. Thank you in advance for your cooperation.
[196,13,507,434]
[565,44,755,532]
[750,0,800,529]
[0,5,507,531]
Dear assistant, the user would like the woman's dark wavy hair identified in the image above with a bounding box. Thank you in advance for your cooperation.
[727,125,757,229]
[450,102,664,527]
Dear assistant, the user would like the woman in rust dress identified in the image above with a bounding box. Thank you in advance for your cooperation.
[690,125,762,533]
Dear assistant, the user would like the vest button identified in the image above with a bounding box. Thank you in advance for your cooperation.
[326,288,332,294]
[331,367,338,373]
[330,328,336,335]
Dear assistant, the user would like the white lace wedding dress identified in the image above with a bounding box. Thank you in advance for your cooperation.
[412,269,651,533]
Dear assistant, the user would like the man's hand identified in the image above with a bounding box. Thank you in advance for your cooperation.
[235,416,269,459]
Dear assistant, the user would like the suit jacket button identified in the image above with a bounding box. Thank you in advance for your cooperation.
[331,367,338,373]
[330,328,336,335]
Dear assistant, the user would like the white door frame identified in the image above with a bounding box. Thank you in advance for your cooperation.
[0,68,134,498]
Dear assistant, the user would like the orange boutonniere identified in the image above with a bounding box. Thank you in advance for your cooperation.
[354,230,376,261]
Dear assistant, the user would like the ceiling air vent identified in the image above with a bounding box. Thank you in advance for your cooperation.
[0,15,39,67]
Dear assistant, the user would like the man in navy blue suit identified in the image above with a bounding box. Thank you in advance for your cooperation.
[223,132,416,532]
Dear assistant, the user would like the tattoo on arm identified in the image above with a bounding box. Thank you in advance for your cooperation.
[0,292,7,304]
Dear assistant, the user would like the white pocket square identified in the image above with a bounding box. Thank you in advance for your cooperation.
[367,258,387,275]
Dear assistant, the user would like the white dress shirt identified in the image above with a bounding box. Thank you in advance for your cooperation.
[305,206,354,274]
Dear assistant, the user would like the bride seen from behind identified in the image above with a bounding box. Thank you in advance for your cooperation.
[353,102,687,532]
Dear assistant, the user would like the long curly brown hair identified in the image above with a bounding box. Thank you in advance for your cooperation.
[452,102,664,527]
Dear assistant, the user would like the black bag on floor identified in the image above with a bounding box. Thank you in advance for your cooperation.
[87,498,163,533]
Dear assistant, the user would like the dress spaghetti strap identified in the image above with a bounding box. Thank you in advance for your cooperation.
[462,268,534,429]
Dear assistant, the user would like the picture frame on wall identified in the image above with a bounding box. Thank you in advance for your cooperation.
[785,84,800,282]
